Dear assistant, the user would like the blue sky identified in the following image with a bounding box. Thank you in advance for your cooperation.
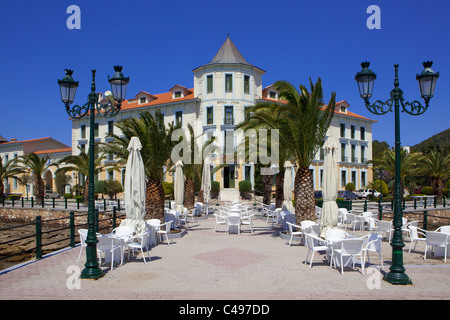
[0,0,449,148]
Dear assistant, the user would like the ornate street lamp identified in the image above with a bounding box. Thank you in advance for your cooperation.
[58,67,129,279]
[355,61,439,285]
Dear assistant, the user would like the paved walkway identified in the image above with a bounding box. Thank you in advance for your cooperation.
[0,210,449,301]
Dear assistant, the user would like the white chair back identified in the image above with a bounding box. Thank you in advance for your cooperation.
[377,220,392,231]
[112,226,133,237]
[78,229,88,245]
[301,220,317,229]
[340,239,364,255]
[228,215,240,226]
[364,233,382,252]
[437,226,450,234]
[426,231,448,246]
[326,229,348,240]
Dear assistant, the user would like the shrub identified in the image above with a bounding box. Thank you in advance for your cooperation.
[211,181,220,191]
[345,183,355,191]
[163,182,174,199]
[64,193,73,199]
[8,194,22,201]
[421,186,434,195]
[238,180,252,192]
[372,180,388,196]
[104,180,123,199]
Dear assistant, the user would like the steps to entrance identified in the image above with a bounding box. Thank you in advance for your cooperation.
[220,189,240,202]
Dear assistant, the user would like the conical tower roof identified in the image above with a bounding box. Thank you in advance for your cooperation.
[193,35,265,72]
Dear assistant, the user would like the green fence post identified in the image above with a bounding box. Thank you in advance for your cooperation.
[403,199,406,211]
[31,197,34,208]
[41,197,44,208]
[113,207,117,230]
[378,199,383,220]
[22,197,24,208]
[65,198,68,209]
[103,199,106,211]
[52,198,55,209]
[414,198,417,209]
[434,197,437,208]
[364,199,367,212]
[70,211,75,248]
[423,210,428,231]
[117,199,120,211]
[35,216,42,259]
[12,198,14,207]
[76,198,80,210]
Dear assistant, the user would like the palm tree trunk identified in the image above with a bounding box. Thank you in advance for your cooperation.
[275,169,285,208]
[433,178,444,204]
[262,174,273,205]
[35,178,45,205]
[184,178,196,209]
[146,178,165,221]
[294,167,315,222]
[197,189,204,203]
[0,180,4,200]
[83,178,89,206]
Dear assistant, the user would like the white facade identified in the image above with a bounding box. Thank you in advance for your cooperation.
[70,36,376,191]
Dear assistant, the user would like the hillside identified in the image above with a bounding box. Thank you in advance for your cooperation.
[411,128,450,153]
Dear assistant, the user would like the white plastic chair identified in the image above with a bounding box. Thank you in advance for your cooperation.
[213,213,227,232]
[271,208,282,229]
[126,232,152,264]
[177,211,189,230]
[325,229,349,243]
[156,221,173,245]
[436,226,450,234]
[330,238,365,274]
[77,229,88,262]
[286,222,303,246]
[227,215,241,234]
[111,226,134,238]
[424,231,449,263]
[186,208,196,223]
[241,214,254,233]
[376,220,393,242]
[362,233,384,269]
[304,234,330,268]
[407,226,427,253]
[97,236,121,270]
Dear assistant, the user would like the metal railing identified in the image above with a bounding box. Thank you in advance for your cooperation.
[0,208,126,265]
[1,196,123,211]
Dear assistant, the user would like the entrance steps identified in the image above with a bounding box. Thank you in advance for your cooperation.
[220,189,240,202]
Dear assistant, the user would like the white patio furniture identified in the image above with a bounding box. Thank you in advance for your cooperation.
[186,208,196,223]
[145,219,161,246]
[376,220,393,242]
[177,210,189,230]
[125,232,152,264]
[407,225,427,253]
[424,231,449,263]
[77,229,88,262]
[362,233,384,269]
[330,238,365,275]
[97,236,122,270]
[286,222,303,246]
[271,208,282,229]
[304,234,330,268]
[156,221,173,245]
[325,229,349,243]
[227,214,241,234]
[110,226,134,262]
[436,226,450,234]
[241,214,255,233]
[213,213,227,232]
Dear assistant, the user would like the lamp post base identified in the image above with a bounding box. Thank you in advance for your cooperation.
[383,270,412,285]
[80,265,104,280]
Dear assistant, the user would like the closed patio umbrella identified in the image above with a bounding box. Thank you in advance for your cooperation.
[201,156,211,217]
[320,136,340,238]
[282,161,295,213]
[120,137,148,235]
[174,160,184,214]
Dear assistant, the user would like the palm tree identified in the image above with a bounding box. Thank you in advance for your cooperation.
[242,79,336,222]
[17,153,53,205]
[56,147,110,206]
[180,123,201,209]
[0,157,23,199]
[101,110,177,221]
[420,151,450,203]
[368,149,423,198]
[236,114,293,208]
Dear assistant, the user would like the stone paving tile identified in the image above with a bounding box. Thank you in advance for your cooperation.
[0,211,449,301]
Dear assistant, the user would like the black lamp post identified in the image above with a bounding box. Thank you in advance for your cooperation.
[58,66,129,279]
[355,61,439,285]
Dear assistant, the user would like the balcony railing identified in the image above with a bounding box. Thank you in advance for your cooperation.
[224,117,234,125]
